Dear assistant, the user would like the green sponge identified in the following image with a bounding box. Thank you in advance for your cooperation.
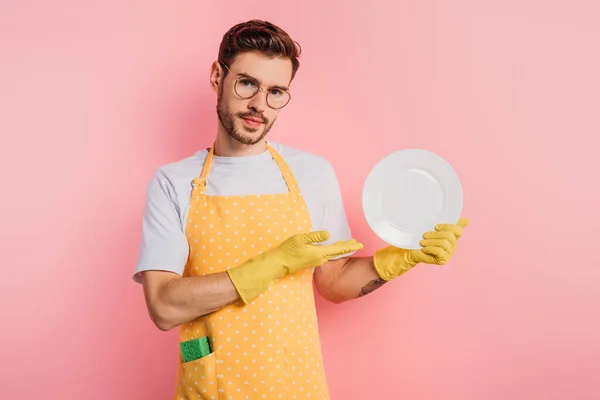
[180,336,212,363]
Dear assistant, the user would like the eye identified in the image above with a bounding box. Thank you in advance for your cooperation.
[270,88,284,96]
[239,79,257,88]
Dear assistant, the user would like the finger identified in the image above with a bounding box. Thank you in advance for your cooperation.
[332,239,357,246]
[423,230,457,244]
[333,240,364,253]
[421,246,450,265]
[408,249,439,265]
[434,223,463,238]
[324,240,364,257]
[420,238,454,254]
[435,218,469,238]
[297,230,330,244]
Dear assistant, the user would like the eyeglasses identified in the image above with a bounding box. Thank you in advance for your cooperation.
[220,62,291,109]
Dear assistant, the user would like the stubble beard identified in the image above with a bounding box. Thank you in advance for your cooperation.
[216,90,273,146]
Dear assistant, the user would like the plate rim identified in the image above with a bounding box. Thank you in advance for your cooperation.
[362,148,463,249]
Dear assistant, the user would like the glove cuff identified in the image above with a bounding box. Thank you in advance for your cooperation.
[373,245,418,281]
[226,250,283,304]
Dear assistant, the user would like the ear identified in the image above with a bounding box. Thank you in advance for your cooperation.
[209,61,224,94]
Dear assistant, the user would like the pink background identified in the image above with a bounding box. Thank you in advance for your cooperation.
[2,1,599,399]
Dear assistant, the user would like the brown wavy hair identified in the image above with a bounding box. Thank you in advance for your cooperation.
[218,20,302,80]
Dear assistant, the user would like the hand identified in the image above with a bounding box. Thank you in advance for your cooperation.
[373,217,469,281]
[228,231,363,303]
[277,231,364,275]
[413,217,469,264]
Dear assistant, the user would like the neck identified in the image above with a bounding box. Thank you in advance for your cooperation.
[213,126,267,157]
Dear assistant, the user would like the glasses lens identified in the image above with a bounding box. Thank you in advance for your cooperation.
[234,77,290,109]
[267,90,290,109]
[235,79,258,98]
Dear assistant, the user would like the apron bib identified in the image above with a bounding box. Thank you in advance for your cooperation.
[174,143,330,400]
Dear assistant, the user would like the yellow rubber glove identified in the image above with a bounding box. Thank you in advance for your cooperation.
[228,231,364,303]
[373,217,469,281]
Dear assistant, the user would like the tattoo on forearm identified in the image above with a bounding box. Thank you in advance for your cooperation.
[358,278,387,297]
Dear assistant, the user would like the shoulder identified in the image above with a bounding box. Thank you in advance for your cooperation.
[145,150,207,197]
[153,150,206,183]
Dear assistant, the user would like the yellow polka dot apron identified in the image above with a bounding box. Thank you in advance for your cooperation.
[174,143,330,400]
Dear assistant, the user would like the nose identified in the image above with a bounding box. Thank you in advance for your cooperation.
[247,89,267,113]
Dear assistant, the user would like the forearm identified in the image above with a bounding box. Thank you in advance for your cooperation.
[315,256,387,303]
[151,272,240,331]
[318,221,468,303]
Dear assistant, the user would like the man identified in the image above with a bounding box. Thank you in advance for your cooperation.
[134,19,469,400]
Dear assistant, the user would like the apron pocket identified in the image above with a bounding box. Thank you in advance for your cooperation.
[175,351,220,400]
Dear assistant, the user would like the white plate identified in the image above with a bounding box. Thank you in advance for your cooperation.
[362,149,463,249]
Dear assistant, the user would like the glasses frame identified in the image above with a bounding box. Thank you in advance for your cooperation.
[220,62,291,110]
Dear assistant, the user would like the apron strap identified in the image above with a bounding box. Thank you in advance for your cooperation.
[266,143,301,194]
[191,143,215,195]
[191,141,301,195]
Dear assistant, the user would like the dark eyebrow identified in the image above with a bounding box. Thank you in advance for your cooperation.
[237,72,289,91]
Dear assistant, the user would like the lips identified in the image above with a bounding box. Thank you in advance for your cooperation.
[242,117,264,123]
[240,115,265,129]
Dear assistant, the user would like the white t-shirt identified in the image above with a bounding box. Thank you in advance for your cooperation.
[133,142,353,283]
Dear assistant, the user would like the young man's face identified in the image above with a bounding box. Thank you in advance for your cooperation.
[215,51,293,145]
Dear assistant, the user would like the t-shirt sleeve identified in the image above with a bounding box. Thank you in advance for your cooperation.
[132,170,189,283]
[315,162,355,258]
